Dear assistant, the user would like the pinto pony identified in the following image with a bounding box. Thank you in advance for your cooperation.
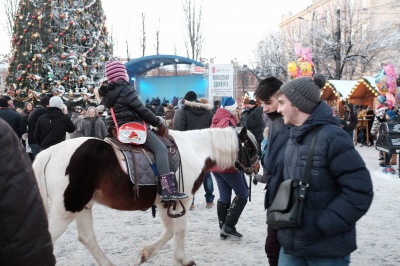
[32,127,258,265]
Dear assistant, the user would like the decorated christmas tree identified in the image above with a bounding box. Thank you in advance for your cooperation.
[4,0,112,107]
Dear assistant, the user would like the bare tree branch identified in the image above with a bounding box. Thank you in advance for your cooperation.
[182,0,203,61]
[140,12,146,57]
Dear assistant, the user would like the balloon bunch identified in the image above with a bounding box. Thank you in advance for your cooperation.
[375,64,399,109]
[287,43,314,79]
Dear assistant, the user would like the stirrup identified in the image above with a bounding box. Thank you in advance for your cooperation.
[160,193,188,201]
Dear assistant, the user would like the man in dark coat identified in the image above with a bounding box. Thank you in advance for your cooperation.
[28,96,50,159]
[35,96,75,150]
[173,91,214,207]
[0,98,24,137]
[173,91,212,131]
[243,100,264,156]
[343,103,358,138]
[253,76,289,266]
[210,100,221,117]
[2,95,16,110]
[0,118,55,265]
[276,74,373,264]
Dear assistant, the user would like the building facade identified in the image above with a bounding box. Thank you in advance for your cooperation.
[279,0,400,80]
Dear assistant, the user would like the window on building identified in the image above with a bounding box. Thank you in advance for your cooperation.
[242,76,249,87]
[351,28,356,41]
[361,24,367,40]
[361,0,367,9]
[326,10,331,24]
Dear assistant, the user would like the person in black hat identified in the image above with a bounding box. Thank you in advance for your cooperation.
[0,98,24,137]
[2,95,15,110]
[28,96,50,160]
[275,74,373,265]
[173,91,214,209]
[241,99,264,156]
[173,91,212,131]
[211,99,221,117]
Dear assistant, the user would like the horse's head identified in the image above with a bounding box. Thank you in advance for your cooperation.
[234,127,259,175]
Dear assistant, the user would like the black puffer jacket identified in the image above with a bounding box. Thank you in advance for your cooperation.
[261,112,290,209]
[173,100,212,131]
[244,106,264,153]
[343,103,358,131]
[0,108,24,137]
[35,107,76,149]
[0,118,55,266]
[28,105,47,144]
[278,101,373,258]
[99,81,160,128]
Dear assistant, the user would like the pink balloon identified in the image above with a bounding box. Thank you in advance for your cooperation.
[386,92,396,109]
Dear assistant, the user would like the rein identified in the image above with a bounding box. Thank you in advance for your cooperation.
[235,137,257,175]
[235,132,258,202]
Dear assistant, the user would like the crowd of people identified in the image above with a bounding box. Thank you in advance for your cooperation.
[0,61,378,265]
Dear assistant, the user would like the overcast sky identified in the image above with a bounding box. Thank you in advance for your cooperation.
[0,0,312,65]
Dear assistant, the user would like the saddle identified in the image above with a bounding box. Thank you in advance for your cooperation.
[105,127,180,187]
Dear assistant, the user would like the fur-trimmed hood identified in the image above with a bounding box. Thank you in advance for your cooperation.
[183,100,212,110]
[173,100,213,131]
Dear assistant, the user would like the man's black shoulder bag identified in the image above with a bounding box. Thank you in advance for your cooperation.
[267,128,320,229]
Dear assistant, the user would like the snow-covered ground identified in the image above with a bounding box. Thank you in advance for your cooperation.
[54,145,400,266]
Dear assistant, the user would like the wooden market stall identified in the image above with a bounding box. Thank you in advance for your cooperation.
[346,77,379,108]
[346,77,379,146]
[325,80,357,117]
[321,81,343,117]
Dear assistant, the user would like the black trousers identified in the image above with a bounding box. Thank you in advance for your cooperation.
[265,225,280,266]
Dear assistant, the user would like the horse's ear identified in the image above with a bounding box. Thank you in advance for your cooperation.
[239,126,247,139]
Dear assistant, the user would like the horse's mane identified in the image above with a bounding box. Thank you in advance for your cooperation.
[210,127,238,170]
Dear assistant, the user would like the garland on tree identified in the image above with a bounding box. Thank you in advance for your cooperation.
[4,0,112,107]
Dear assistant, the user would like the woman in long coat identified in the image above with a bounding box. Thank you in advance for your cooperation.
[78,106,108,139]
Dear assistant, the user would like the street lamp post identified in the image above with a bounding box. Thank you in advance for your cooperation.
[232,58,237,102]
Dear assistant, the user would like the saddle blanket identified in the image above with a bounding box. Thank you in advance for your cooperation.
[105,137,180,186]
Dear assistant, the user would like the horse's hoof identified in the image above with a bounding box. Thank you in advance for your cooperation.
[138,249,149,264]
[184,261,196,266]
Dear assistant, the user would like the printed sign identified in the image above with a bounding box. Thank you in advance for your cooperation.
[208,64,234,101]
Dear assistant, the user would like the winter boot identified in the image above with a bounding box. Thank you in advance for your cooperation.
[221,195,247,239]
[386,166,396,175]
[159,172,188,201]
[217,201,230,240]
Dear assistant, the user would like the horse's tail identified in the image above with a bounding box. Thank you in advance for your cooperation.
[32,149,52,215]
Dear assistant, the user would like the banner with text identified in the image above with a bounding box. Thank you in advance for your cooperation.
[208,64,234,101]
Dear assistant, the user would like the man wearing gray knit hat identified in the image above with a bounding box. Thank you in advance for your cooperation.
[275,73,373,265]
[277,74,325,126]
[279,75,322,114]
